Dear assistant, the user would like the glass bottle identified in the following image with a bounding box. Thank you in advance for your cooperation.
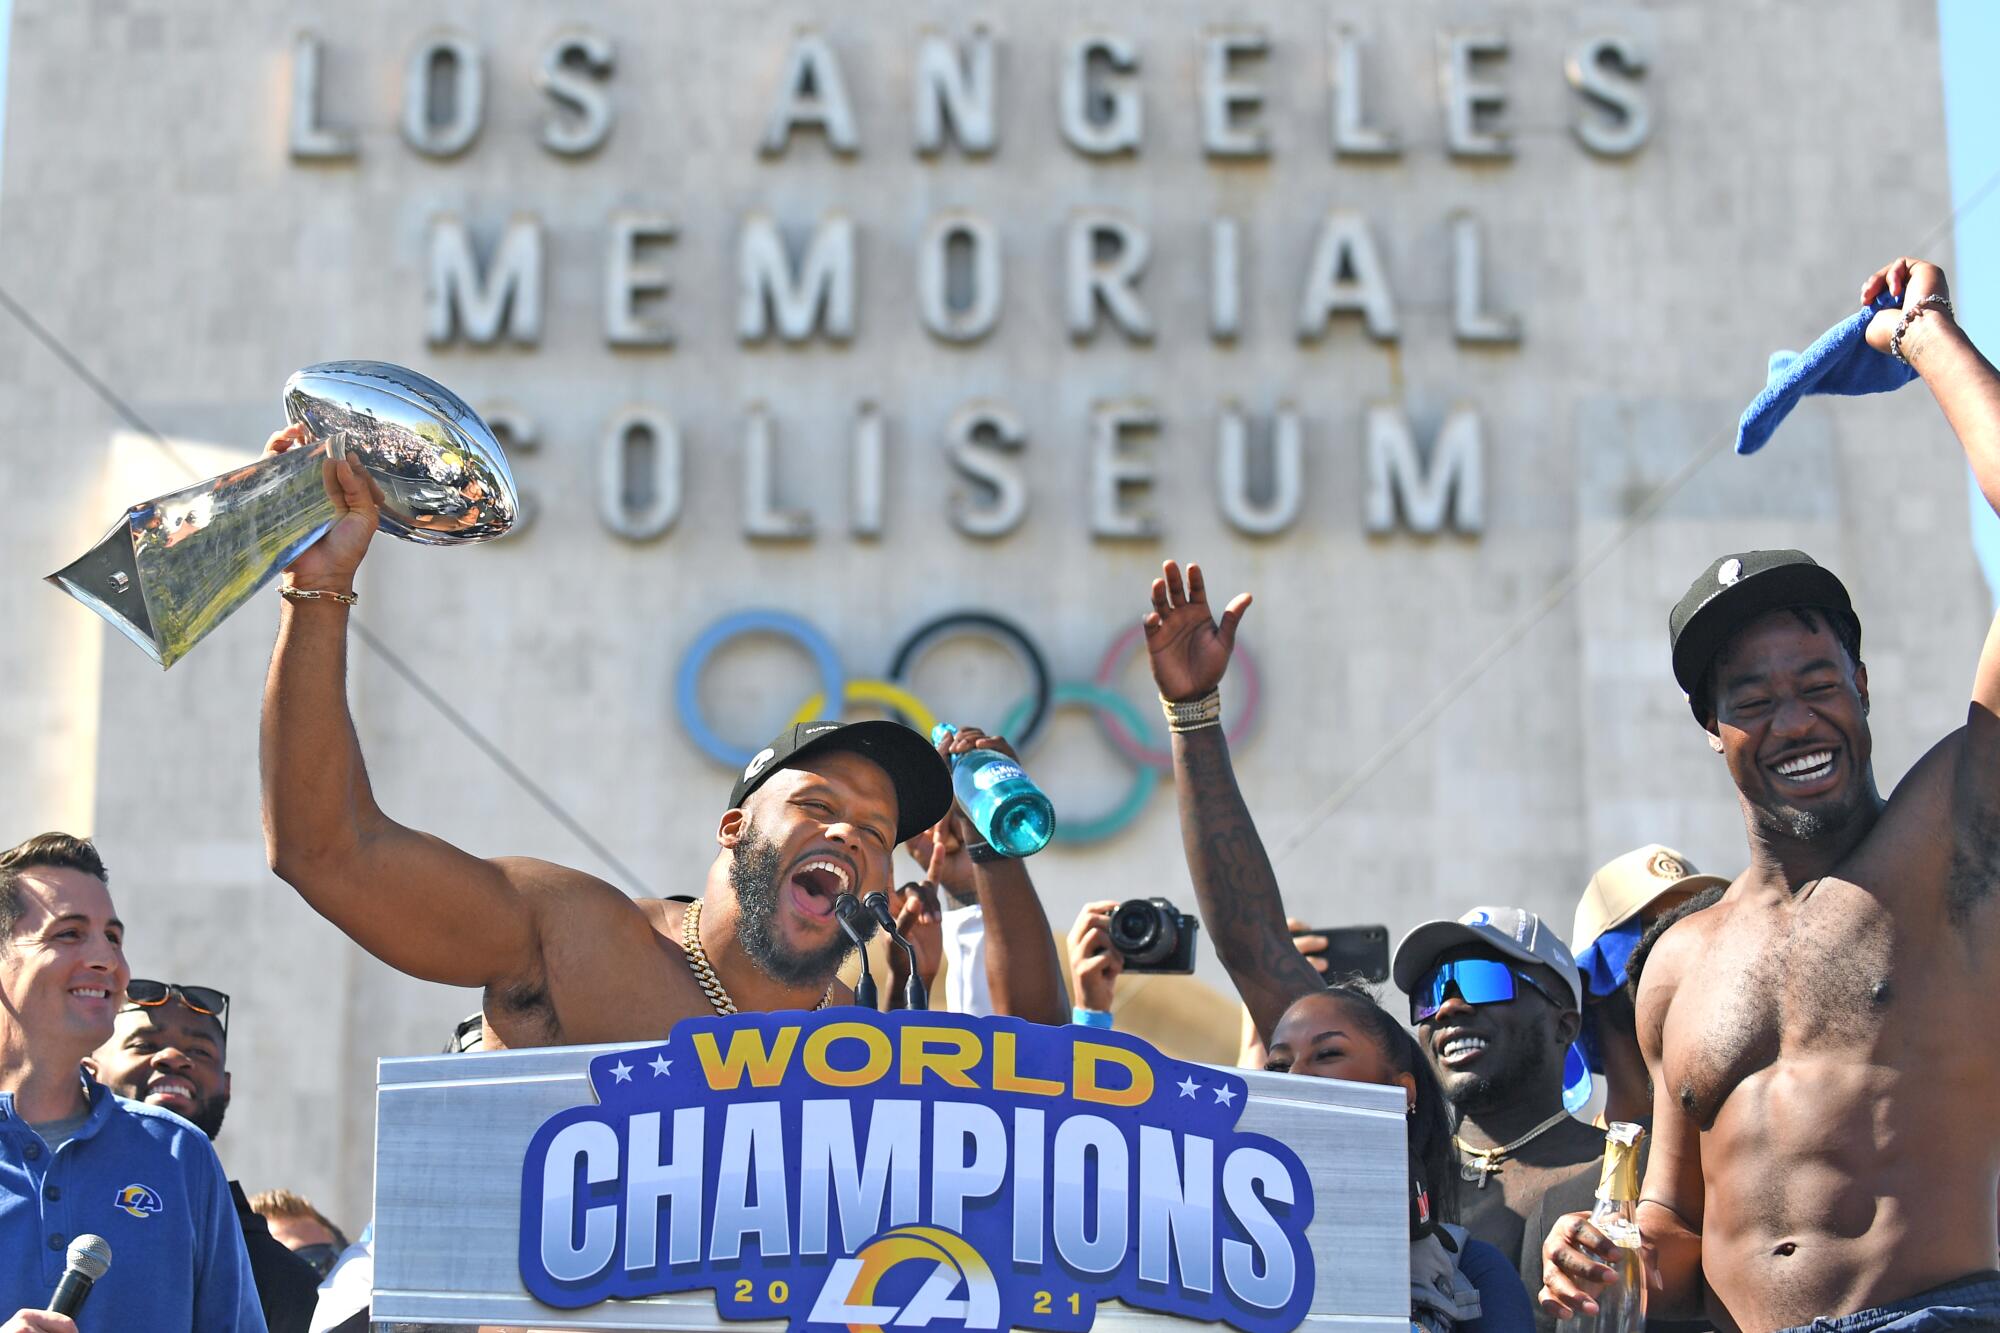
[1560,1121,1647,1333]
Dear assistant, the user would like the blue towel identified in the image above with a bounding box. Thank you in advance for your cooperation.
[1735,292,1917,455]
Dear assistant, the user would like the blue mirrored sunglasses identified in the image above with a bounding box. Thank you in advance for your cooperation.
[1411,957,1561,1024]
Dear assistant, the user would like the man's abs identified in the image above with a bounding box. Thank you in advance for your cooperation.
[1659,874,1999,1328]
[1697,1054,2000,1330]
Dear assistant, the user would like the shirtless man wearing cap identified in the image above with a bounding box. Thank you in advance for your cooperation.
[257,431,1066,1046]
[1540,258,2000,1330]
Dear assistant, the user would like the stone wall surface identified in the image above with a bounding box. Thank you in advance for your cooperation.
[0,0,1981,1228]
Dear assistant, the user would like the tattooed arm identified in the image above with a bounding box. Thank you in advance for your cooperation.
[1145,561,1325,1042]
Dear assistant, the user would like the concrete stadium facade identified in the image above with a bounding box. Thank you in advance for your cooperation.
[0,0,1984,1227]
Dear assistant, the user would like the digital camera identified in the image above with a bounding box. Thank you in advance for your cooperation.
[1109,897,1200,974]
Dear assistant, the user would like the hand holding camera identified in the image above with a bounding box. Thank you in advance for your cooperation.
[1066,900,1126,1012]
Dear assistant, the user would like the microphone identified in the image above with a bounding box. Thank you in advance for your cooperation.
[833,894,879,1010]
[865,891,928,1011]
[48,1234,111,1316]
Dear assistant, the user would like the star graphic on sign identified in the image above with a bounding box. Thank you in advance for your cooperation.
[1177,1076,1200,1100]
[650,1054,673,1077]
[610,1060,633,1083]
[1211,1084,1238,1107]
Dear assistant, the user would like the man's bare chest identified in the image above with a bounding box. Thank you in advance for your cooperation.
[496,913,709,1047]
[1665,882,1904,1124]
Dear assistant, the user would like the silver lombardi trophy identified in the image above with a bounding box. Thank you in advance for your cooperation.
[47,361,517,668]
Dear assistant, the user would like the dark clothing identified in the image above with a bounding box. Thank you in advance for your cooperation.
[231,1181,320,1333]
[1773,1271,2000,1332]
[1458,1114,1605,1333]
[1460,1236,1537,1333]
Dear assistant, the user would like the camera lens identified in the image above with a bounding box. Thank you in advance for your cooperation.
[1110,899,1178,967]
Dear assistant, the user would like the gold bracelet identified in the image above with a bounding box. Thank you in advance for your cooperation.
[1161,690,1222,733]
[280,585,358,606]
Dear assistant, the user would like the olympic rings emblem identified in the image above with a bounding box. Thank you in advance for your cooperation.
[674,610,1262,844]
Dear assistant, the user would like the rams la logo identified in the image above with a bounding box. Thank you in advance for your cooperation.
[808,1226,999,1331]
[115,1183,163,1218]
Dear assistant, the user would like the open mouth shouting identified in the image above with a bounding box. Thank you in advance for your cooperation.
[1768,745,1840,795]
[786,855,853,921]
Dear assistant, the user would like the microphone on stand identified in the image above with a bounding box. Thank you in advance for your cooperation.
[865,890,928,1011]
[48,1234,111,1317]
[833,894,879,1010]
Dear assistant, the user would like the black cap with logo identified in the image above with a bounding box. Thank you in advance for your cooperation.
[1668,550,1859,718]
[728,720,953,845]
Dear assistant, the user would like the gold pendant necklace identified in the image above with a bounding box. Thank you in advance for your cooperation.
[1454,1109,1574,1190]
[680,899,833,1016]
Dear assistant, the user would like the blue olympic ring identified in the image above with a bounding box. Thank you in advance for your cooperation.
[675,609,1261,843]
[675,611,844,768]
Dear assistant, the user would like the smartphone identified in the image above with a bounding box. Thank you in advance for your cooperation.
[1295,924,1390,985]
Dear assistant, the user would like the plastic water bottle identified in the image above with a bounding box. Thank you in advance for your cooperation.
[931,723,1055,857]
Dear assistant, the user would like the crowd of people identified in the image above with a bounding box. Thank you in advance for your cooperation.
[4,256,1996,1333]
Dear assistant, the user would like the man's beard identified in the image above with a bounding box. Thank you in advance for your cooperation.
[1440,1035,1555,1118]
[1752,778,1870,845]
[187,1090,229,1141]
[730,822,854,989]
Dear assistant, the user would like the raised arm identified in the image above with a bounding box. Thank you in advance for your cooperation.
[1144,560,1322,1042]
[1863,260,2000,873]
[903,727,1068,1025]
[258,427,540,989]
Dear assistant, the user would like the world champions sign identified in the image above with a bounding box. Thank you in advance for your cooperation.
[518,1011,1315,1331]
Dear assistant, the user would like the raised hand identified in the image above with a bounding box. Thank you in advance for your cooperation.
[262,423,382,593]
[1067,900,1125,1012]
[885,879,943,991]
[924,725,1020,856]
[1144,560,1252,703]
[1862,257,1953,358]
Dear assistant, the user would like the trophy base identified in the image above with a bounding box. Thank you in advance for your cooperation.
[47,518,159,665]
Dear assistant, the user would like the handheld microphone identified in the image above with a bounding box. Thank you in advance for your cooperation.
[833,894,879,1009]
[865,891,928,1011]
[48,1234,111,1316]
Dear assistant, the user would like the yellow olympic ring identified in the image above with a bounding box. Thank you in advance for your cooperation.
[790,680,939,737]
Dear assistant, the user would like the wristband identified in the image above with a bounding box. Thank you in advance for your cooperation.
[1071,1007,1114,1029]
[1161,689,1222,734]
[966,841,1008,864]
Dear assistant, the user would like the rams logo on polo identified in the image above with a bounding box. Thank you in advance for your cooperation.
[115,1183,164,1218]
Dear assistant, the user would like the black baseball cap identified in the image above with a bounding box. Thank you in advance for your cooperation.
[1669,550,1859,718]
[728,720,953,845]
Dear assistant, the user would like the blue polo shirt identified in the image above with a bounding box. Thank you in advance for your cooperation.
[0,1077,266,1332]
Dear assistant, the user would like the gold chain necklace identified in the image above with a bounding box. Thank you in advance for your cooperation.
[680,899,833,1016]
[1454,1109,1574,1189]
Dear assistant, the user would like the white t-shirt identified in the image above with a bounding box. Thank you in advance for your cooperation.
[940,904,991,1016]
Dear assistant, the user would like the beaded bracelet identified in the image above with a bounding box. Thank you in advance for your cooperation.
[1891,294,1953,364]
